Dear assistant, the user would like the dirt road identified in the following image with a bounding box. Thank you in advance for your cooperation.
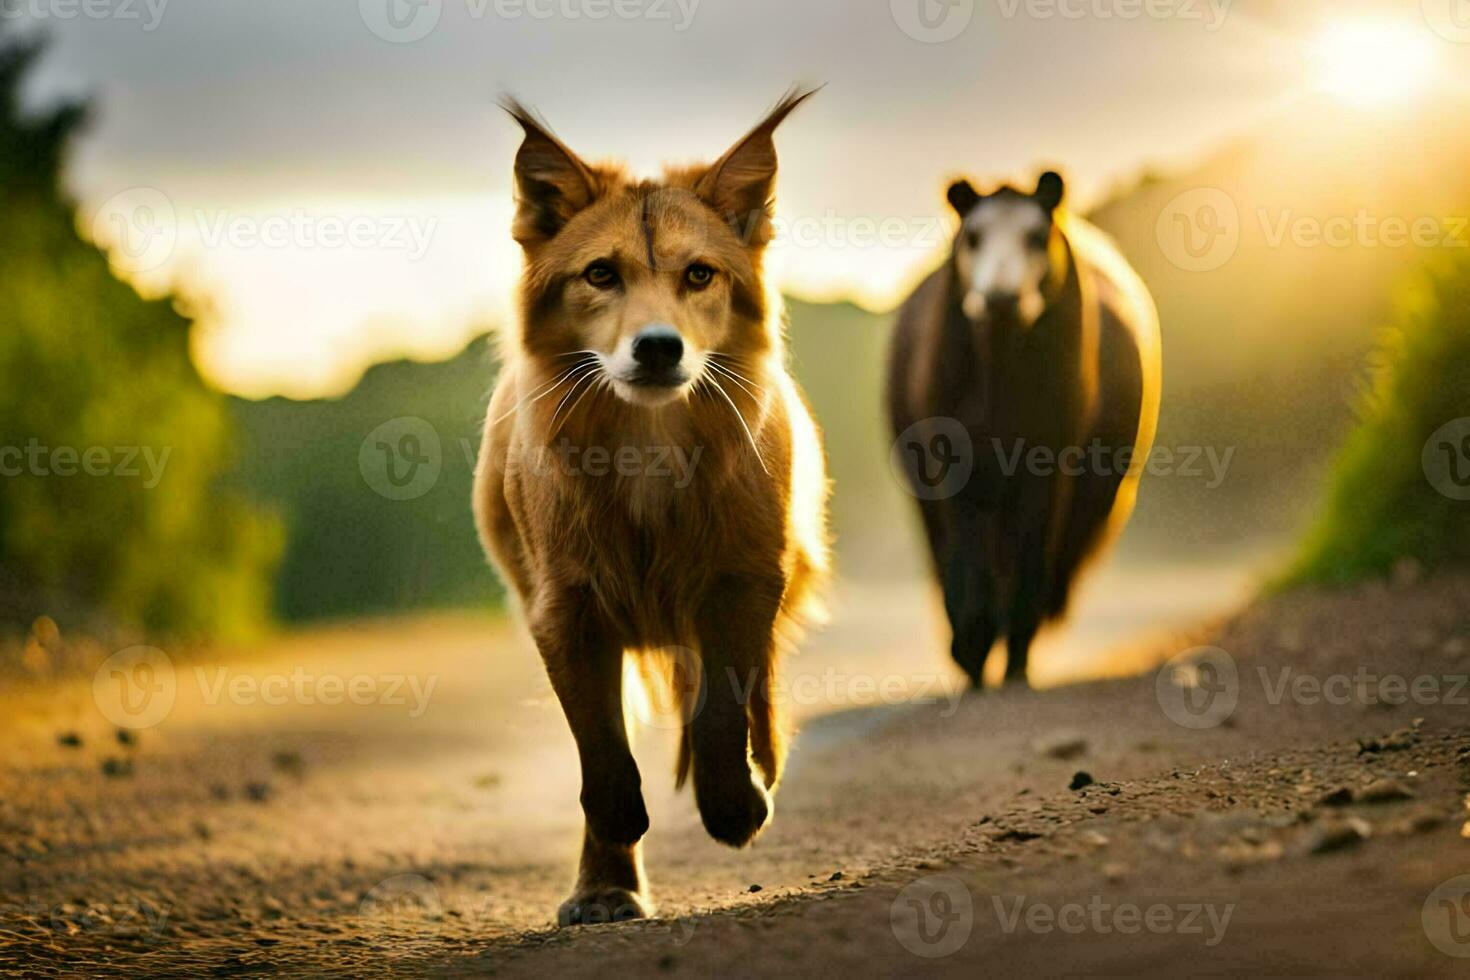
[3,564,1469,976]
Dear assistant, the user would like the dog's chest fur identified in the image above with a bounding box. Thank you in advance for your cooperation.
[530,414,741,646]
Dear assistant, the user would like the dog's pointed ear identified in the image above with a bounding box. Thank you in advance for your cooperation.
[502,97,597,247]
[1034,171,1065,212]
[696,86,818,246]
[946,179,981,217]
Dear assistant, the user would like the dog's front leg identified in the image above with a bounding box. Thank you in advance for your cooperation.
[691,573,783,847]
[531,589,651,925]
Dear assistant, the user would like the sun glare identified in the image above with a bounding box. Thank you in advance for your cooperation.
[1312,21,1438,108]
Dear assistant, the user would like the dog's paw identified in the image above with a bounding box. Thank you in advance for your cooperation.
[557,886,652,927]
[698,775,772,848]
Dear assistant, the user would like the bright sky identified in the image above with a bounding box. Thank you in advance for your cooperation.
[13,0,1453,397]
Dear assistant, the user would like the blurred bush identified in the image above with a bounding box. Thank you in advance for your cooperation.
[228,340,502,622]
[0,34,280,639]
[1287,250,1470,586]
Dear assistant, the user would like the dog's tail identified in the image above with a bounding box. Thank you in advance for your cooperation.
[628,648,702,791]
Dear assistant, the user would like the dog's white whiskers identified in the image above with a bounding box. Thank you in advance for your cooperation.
[490,356,598,426]
[706,360,766,403]
[550,365,606,440]
[704,373,770,476]
[546,362,604,439]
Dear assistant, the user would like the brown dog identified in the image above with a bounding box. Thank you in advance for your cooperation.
[473,90,829,925]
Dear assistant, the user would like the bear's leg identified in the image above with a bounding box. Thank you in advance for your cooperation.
[943,514,999,689]
[1003,522,1049,686]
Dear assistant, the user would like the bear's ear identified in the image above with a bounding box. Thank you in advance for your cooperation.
[502,97,597,247]
[1034,171,1065,212]
[946,179,981,217]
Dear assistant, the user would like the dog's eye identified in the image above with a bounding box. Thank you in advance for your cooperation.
[1027,229,1051,250]
[684,263,715,289]
[584,261,619,289]
[966,230,982,249]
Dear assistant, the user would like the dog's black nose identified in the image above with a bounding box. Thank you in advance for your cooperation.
[985,291,1021,318]
[632,324,684,372]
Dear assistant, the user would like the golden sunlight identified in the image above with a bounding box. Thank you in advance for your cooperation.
[1311,21,1438,108]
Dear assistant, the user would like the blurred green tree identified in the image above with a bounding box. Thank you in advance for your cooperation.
[0,33,280,639]
[1287,249,1470,585]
